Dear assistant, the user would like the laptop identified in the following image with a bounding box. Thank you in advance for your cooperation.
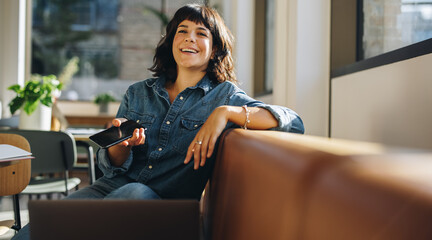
[28,199,200,240]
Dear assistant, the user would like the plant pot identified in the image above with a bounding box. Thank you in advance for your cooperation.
[99,103,109,114]
[19,104,52,130]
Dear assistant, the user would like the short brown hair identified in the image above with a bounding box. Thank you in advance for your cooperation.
[149,4,236,84]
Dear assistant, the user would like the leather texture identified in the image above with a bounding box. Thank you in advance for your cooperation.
[202,129,432,240]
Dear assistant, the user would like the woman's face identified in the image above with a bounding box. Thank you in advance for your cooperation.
[172,20,213,73]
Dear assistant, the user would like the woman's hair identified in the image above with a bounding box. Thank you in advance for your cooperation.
[149,4,236,84]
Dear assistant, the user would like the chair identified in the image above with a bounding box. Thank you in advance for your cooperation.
[0,133,32,231]
[0,129,84,198]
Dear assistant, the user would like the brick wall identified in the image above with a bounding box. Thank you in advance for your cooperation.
[119,0,202,81]
[363,0,402,59]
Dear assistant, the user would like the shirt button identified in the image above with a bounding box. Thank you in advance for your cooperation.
[194,124,198,128]
[166,121,170,125]
[179,96,184,100]
[148,165,153,169]
[158,148,162,151]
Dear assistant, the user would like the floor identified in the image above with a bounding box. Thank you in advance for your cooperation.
[0,170,91,239]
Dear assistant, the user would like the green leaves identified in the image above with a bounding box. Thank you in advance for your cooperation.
[93,93,117,105]
[8,74,62,115]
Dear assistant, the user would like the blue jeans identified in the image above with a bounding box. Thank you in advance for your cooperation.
[12,176,160,240]
[67,175,161,199]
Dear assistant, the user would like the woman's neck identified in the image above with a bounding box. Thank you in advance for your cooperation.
[175,69,206,89]
[166,69,206,103]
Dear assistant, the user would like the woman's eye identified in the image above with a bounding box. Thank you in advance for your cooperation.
[178,29,187,33]
[198,32,208,37]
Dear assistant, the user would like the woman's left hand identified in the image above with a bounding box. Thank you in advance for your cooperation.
[184,106,229,170]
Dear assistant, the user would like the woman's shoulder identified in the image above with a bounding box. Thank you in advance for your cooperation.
[215,80,241,91]
[217,80,246,95]
[127,77,159,90]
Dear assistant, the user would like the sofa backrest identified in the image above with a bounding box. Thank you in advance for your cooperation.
[203,129,432,240]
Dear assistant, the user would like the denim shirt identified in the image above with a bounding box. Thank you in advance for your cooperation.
[97,75,304,199]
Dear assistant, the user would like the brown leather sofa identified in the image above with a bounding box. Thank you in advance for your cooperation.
[201,129,432,240]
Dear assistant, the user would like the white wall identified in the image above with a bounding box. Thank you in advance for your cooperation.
[220,0,254,95]
[222,0,331,137]
[331,53,432,150]
[0,0,28,119]
[273,0,331,136]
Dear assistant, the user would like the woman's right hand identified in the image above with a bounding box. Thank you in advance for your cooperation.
[112,118,146,147]
[108,118,146,167]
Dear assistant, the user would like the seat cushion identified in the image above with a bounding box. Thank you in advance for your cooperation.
[22,177,81,194]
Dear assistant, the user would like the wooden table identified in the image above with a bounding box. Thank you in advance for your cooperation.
[65,115,114,128]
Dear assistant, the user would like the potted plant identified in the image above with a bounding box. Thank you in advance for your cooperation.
[93,93,117,114]
[8,74,62,130]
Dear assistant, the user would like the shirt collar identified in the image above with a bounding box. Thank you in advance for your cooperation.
[145,77,159,88]
[187,74,215,95]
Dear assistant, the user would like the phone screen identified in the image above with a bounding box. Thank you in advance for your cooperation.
[89,120,144,148]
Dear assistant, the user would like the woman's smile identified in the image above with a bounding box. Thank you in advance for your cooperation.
[173,20,213,72]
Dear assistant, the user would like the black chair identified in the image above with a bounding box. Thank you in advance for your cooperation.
[0,129,94,198]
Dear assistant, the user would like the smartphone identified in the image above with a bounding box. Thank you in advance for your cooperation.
[89,119,144,148]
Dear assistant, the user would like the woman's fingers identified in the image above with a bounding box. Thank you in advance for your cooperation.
[193,139,202,170]
[122,128,146,147]
[112,118,127,127]
[184,143,194,165]
[206,135,217,158]
[199,135,211,167]
[184,134,215,170]
[184,137,206,170]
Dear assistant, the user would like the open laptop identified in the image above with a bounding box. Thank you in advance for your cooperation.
[28,199,200,240]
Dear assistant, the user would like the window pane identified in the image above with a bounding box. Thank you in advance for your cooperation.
[362,0,432,59]
[31,0,203,101]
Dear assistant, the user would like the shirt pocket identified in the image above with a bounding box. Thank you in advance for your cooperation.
[125,112,156,129]
[173,118,204,155]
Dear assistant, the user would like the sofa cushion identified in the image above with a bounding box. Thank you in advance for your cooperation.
[302,154,432,240]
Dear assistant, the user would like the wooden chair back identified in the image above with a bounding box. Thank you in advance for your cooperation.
[0,133,32,196]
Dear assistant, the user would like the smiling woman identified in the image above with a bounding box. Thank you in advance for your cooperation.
[12,3,304,240]
[149,4,236,85]
[172,20,213,74]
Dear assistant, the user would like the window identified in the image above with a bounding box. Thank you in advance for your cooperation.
[362,0,432,59]
[254,0,274,96]
[31,0,204,102]
[331,0,432,77]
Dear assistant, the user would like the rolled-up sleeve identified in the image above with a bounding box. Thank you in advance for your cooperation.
[227,86,305,133]
[97,148,134,178]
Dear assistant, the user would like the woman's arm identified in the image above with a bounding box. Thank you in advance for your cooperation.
[184,105,278,170]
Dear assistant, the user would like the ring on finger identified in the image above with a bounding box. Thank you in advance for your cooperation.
[195,140,203,145]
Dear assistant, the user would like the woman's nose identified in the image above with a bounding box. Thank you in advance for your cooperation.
[185,35,195,42]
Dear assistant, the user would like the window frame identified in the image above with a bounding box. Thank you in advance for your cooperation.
[331,0,432,78]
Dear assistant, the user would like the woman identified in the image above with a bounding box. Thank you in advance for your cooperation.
[12,4,303,239]
[13,4,304,239]
[73,3,304,200]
